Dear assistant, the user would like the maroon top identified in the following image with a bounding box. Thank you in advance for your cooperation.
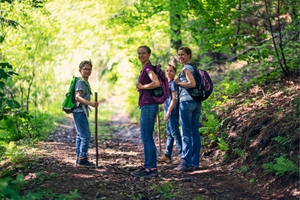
[138,63,157,108]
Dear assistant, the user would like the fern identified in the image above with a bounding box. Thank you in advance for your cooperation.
[262,154,298,176]
[272,136,290,146]
[232,148,248,159]
[200,114,219,135]
[3,142,25,163]
[217,137,228,151]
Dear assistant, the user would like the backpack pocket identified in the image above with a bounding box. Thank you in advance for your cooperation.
[149,86,164,97]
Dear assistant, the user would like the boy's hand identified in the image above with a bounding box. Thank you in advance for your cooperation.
[164,112,170,122]
[90,102,99,108]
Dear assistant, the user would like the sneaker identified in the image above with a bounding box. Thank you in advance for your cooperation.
[158,154,171,163]
[131,166,158,178]
[173,163,193,172]
[192,166,200,171]
[78,157,95,168]
[150,168,158,177]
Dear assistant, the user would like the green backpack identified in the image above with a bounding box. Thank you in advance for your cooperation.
[62,76,89,114]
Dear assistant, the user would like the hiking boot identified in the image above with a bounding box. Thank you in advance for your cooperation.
[172,155,181,165]
[131,166,158,178]
[78,157,95,168]
[173,163,193,172]
[158,154,171,163]
[192,166,200,171]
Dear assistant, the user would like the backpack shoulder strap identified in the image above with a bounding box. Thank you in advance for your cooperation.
[76,77,90,96]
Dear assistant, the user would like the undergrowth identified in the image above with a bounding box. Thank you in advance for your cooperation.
[0,174,80,200]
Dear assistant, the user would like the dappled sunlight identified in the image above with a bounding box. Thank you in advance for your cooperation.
[0,0,298,198]
[104,148,139,156]
[24,172,37,181]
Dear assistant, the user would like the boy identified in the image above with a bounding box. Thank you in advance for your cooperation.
[73,60,98,167]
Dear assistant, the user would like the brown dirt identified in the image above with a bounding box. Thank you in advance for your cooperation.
[15,75,300,200]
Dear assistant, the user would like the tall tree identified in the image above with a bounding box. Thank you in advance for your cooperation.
[169,0,182,51]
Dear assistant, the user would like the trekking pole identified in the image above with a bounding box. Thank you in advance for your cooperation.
[95,92,99,167]
[156,110,161,154]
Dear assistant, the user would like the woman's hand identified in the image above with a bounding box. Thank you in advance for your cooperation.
[136,82,144,90]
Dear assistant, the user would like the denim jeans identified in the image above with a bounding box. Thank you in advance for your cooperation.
[73,112,91,158]
[140,104,158,169]
[179,100,201,167]
[165,112,182,156]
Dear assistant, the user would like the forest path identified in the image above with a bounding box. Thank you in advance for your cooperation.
[28,97,291,200]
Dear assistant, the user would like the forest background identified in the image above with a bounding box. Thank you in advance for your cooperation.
[0,0,299,198]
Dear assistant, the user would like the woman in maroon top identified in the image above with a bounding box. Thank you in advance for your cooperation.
[131,46,160,178]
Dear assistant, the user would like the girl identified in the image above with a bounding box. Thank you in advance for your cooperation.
[158,64,182,164]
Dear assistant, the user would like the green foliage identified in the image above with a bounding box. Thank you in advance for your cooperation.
[151,181,178,199]
[235,165,248,173]
[0,111,33,141]
[232,148,248,160]
[0,175,26,200]
[0,110,58,143]
[217,137,228,151]
[272,136,290,146]
[0,62,19,121]
[2,142,25,163]
[262,154,298,176]
[219,76,241,96]
[0,0,63,153]
[200,114,219,136]
[249,178,255,184]
[0,110,58,165]
[192,196,208,200]
[200,112,229,152]
[0,174,81,200]
[129,193,143,200]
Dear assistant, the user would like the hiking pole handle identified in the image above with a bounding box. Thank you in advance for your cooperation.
[95,92,99,167]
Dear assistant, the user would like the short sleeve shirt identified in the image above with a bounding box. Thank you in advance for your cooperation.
[164,80,179,115]
[73,79,91,112]
[138,64,158,107]
[178,64,195,102]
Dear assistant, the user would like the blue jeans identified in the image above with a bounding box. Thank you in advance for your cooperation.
[165,112,182,156]
[179,100,201,167]
[73,112,91,158]
[140,104,158,169]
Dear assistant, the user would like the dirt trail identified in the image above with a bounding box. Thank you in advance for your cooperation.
[24,98,297,200]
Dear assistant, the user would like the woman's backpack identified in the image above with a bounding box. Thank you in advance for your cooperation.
[143,64,169,104]
[150,64,170,104]
[185,64,213,102]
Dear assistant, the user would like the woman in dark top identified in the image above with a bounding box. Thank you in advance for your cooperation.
[131,45,160,178]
